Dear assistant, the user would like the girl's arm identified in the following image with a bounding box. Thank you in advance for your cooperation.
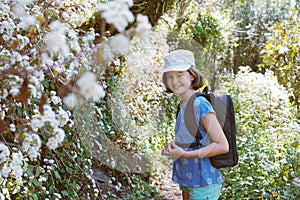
[166,113,229,159]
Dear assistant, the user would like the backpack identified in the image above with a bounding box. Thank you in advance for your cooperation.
[175,86,238,169]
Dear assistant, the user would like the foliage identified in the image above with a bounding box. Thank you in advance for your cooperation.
[187,13,222,51]
[261,17,300,115]
[0,123,99,199]
[223,0,294,73]
[0,0,167,199]
[91,29,175,174]
[124,174,162,200]
[218,67,300,199]
[1,0,299,198]
[0,0,102,195]
[158,2,225,89]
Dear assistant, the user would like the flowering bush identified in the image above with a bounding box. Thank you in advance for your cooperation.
[0,0,167,198]
[218,67,300,199]
[261,17,300,114]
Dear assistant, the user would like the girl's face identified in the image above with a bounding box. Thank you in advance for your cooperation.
[166,71,194,96]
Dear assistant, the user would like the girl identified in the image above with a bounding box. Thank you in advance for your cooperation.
[161,49,229,200]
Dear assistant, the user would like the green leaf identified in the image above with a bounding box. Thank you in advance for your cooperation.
[32,194,39,200]
[33,179,42,188]
[54,171,61,180]
[61,190,69,196]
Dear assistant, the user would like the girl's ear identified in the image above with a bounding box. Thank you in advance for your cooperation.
[190,74,195,81]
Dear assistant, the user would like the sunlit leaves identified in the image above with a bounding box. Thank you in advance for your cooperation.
[261,17,300,113]
[219,69,300,199]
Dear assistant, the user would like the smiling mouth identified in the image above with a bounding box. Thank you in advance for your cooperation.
[173,85,182,89]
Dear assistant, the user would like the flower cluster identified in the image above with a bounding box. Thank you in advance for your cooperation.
[22,133,42,160]
[1,149,24,182]
[63,72,106,109]
[0,143,10,164]
[97,0,134,32]
[30,104,72,150]
[44,20,70,58]
[0,0,159,198]
[219,67,300,198]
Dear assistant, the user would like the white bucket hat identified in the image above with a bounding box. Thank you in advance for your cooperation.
[162,49,195,73]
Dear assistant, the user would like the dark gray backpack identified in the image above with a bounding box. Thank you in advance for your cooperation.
[176,87,238,169]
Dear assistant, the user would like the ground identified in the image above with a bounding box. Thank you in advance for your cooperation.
[93,163,182,200]
[158,164,182,200]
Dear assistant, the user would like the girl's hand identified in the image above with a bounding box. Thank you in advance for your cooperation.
[161,142,171,155]
[166,142,185,159]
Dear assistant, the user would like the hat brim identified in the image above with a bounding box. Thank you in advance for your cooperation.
[161,65,191,73]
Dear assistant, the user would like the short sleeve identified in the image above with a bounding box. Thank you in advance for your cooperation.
[194,96,215,125]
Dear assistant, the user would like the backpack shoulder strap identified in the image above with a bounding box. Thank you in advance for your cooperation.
[209,93,227,128]
[184,92,210,141]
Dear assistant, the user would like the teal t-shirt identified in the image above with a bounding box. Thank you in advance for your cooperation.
[172,96,223,187]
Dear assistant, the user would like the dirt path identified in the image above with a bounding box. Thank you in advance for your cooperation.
[157,164,182,200]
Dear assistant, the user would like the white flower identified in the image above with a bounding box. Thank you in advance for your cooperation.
[77,72,97,85]
[11,165,23,178]
[22,133,42,160]
[0,192,5,200]
[53,0,62,4]
[126,52,142,65]
[20,15,37,29]
[56,107,70,126]
[278,46,289,54]
[51,95,62,105]
[93,84,106,101]
[76,72,106,101]
[13,4,26,17]
[15,0,34,5]
[10,152,23,167]
[53,128,65,143]
[4,151,24,179]
[77,72,95,95]
[45,127,65,150]
[97,0,134,32]
[44,21,70,57]
[41,53,54,66]
[0,89,8,99]
[41,104,60,128]
[49,20,69,34]
[9,85,21,96]
[44,31,69,57]
[10,123,16,132]
[46,137,59,150]
[63,93,78,110]
[109,34,130,55]
[135,14,153,53]
[97,43,114,63]
[0,3,10,12]
[28,148,39,160]
[1,165,10,178]
[68,30,81,53]
[38,176,47,182]
[30,118,43,130]
[135,14,152,34]
[0,143,10,164]
[53,193,62,199]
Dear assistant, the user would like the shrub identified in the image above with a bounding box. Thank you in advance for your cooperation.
[0,0,164,198]
[261,17,300,115]
[219,67,300,199]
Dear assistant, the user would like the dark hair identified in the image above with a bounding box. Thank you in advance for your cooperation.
[162,66,204,93]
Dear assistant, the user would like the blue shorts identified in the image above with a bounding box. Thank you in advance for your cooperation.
[179,184,222,200]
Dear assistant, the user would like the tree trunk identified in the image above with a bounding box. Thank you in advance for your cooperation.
[78,0,176,43]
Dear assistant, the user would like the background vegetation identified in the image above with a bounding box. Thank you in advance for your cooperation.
[0,0,299,199]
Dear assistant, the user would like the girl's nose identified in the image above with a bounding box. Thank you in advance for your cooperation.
[172,77,178,84]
